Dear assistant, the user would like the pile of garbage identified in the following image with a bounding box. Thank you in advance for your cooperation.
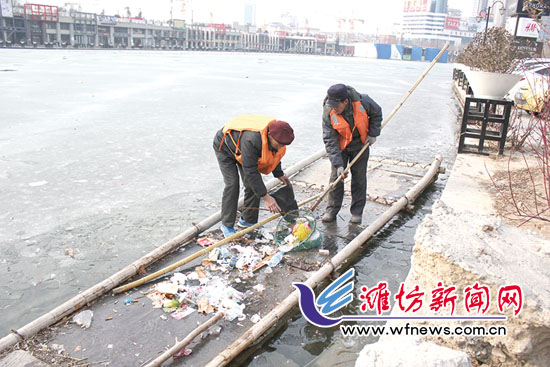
[146,273,246,321]
[146,228,284,322]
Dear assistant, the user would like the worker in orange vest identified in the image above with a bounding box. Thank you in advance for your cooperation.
[321,84,383,225]
[213,115,295,237]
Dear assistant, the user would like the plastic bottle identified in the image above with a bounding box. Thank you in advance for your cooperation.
[209,247,220,261]
[267,251,284,267]
[219,245,230,259]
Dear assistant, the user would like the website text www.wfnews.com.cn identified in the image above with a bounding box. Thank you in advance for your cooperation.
[339,323,507,337]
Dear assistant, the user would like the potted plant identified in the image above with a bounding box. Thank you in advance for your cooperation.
[456,27,530,99]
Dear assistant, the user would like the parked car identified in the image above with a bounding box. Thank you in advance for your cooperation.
[508,62,550,98]
[508,61,550,114]
[514,75,550,114]
[514,58,550,72]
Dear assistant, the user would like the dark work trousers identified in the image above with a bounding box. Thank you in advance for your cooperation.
[326,146,370,217]
[214,150,261,228]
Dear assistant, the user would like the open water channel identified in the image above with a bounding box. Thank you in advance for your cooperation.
[0,49,459,365]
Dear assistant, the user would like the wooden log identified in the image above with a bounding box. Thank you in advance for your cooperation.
[144,311,225,367]
[205,155,442,367]
[0,149,327,353]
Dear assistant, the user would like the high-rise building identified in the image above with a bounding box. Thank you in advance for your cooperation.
[244,3,256,26]
[431,0,448,13]
[476,0,489,15]
[402,0,476,47]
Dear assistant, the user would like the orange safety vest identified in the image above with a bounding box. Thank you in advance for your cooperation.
[219,115,286,174]
[330,100,370,151]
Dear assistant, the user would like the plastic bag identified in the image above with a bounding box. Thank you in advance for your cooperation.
[72,310,93,328]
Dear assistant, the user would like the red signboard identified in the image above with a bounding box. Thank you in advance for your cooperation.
[117,16,146,24]
[24,3,58,21]
[275,30,287,39]
[445,16,460,30]
[211,23,230,34]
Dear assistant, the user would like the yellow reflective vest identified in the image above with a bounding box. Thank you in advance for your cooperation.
[219,115,286,174]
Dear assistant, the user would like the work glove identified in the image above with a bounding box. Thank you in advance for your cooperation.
[336,166,345,177]
[366,136,377,145]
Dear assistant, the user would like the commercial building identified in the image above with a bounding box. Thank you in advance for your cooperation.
[401,0,477,47]
[0,2,341,55]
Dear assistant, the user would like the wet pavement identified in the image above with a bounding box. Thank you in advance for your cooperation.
[0,50,459,365]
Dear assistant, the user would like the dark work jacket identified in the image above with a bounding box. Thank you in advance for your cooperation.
[322,86,383,168]
[213,128,284,198]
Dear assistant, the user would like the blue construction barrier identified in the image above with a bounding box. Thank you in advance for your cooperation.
[411,47,423,61]
[375,44,391,59]
[425,48,448,63]
[371,44,448,62]
[390,44,404,59]
[395,45,405,57]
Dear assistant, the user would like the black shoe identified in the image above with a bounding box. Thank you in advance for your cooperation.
[322,212,336,222]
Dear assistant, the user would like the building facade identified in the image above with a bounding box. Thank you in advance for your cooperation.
[401,0,476,47]
[0,2,341,55]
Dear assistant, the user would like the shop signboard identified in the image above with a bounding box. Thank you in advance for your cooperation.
[516,16,540,37]
[445,16,460,30]
[173,19,185,29]
[514,0,550,17]
[98,15,116,25]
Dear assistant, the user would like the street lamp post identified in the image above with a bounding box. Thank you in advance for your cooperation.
[477,0,506,42]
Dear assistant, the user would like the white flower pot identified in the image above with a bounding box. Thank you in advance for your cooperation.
[463,70,522,99]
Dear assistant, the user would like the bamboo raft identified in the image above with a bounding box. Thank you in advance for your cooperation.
[0,45,449,366]
[1,154,443,367]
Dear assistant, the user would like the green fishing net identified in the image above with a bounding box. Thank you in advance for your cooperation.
[273,209,323,251]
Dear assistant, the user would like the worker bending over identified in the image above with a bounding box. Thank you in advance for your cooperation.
[213,115,294,237]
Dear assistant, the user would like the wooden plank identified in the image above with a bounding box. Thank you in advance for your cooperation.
[0,350,51,367]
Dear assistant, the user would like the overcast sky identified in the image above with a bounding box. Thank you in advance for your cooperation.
[37,0,475,33]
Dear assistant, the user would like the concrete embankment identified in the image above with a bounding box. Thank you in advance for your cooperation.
[357,153,550,366]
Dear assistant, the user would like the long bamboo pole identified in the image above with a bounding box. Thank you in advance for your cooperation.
[205,155,443,367]
[0,149,327,353]
[309,42,450,212]
[113,193,323,294]
[144,311,225,367]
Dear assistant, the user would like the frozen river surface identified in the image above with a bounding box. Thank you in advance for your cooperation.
[0,49,458,363]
